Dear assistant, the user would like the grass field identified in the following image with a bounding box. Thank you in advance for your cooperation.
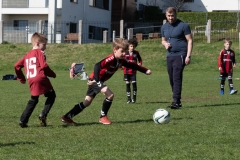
[0,39,240,159]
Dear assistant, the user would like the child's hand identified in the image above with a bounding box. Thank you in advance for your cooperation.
[219,67,222,70]
[146,70,151,75]
[138,63,141,66]
[233,64,236,68]
[87,80,96,85]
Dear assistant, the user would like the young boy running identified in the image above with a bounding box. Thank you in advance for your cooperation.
[218,38,237,95]
[61,38,151,125]
[123,38,142,103]
[14,32,56,128]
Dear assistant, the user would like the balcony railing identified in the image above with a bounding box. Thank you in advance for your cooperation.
[2,0,49,8]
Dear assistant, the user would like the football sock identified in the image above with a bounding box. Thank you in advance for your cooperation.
[132,82,137,100]
[228,78,234,90]
[100,98,112,118]
[220,80,225,90]
[126,83,131,100]
[64,102,85,118]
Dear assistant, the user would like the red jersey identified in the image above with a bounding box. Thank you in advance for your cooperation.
[123,50,142,75]
[89,53,148,82]
[218,49,236,73]
[14,49,56,96]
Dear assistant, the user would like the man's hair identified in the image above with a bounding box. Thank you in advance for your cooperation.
[31,32,47,45]
[224,38,232,44]
[166,7,177,14]
[113,38,129,51]
[128,38,138,48]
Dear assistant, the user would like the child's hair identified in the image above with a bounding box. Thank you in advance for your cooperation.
[128,38,138,48]
[224,38,232,44]
[31,32,47,45]
[166,7,177,14]
[113,38,129,51]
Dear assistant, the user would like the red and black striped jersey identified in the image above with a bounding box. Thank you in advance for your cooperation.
[123,50,142,75]
[218,49,236,73]
[89,53,148,82]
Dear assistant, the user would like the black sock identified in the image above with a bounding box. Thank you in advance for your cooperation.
[132,82,137,100]
[100,98,112,118]
[126,83,131,100]
[64,102,85,118]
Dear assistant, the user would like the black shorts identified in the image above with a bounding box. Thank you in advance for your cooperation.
[220,72,233,78]
[86,81,107,98]
[124,74,136,81]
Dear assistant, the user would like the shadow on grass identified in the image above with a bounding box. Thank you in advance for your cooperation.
[0,141,35,148]
[188,102,240,108]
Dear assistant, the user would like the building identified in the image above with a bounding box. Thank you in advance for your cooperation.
[0,0,112,43]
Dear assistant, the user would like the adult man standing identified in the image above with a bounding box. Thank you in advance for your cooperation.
[161,7,193,109]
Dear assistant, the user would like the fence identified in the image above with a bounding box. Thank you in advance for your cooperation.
[0,19,240,44]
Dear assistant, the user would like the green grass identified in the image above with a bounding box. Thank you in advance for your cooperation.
[0,40,240,159]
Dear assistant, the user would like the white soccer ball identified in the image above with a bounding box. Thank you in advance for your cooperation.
[153,109,170,124]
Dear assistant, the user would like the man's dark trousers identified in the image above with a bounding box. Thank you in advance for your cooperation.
[167,55,186,103]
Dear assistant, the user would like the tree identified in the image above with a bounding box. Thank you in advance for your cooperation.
[161,0,188,11]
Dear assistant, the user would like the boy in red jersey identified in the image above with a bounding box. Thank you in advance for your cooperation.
[218,38,237,95]
[14,32,56,128]
[123,38,142,103]
[61,38,151,125]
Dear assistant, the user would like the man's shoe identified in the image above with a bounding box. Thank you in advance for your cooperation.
[61,116,76,125]
[230,89,238,95]
[220,90,224,95]
[99,116,111,125]
[39,114,47,127]
[168,102,181,109]
[19,122,28,128]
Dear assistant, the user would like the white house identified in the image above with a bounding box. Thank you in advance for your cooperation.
[137,0,239,12]
[0,0,112,43]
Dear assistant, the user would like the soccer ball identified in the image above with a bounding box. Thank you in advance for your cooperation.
[153,109,170,124]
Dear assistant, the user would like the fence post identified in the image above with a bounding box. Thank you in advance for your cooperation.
[0,21,2,43]
[207,19,211,43]
[112,30,115,42]
[78,20,82,44]
[38,20,43,33]
[120,20,124,38]
[103,30,108,43]
[127,28,133,40]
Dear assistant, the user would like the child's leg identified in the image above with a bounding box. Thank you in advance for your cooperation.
[40,90,56,118]
[220,78,225,91]
[20,96,39,124]
[64,96,93,119]
[100,86,113,117]
[132,81,137,103]
[228,76,234,91]
[126,81,131,103]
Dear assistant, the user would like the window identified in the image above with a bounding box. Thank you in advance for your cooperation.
[184,0,194,2]
[89,25,108,40]
[70,0,78,3]
[14,20,28,30]
[69,23,77,33]
[89,0,109,10]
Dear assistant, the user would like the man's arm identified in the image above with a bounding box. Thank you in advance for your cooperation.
[185,34,193,65]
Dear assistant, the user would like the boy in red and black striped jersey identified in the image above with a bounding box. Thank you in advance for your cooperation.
[123,38,142,103]
[61,38,151,125]
[218,38,237,95]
